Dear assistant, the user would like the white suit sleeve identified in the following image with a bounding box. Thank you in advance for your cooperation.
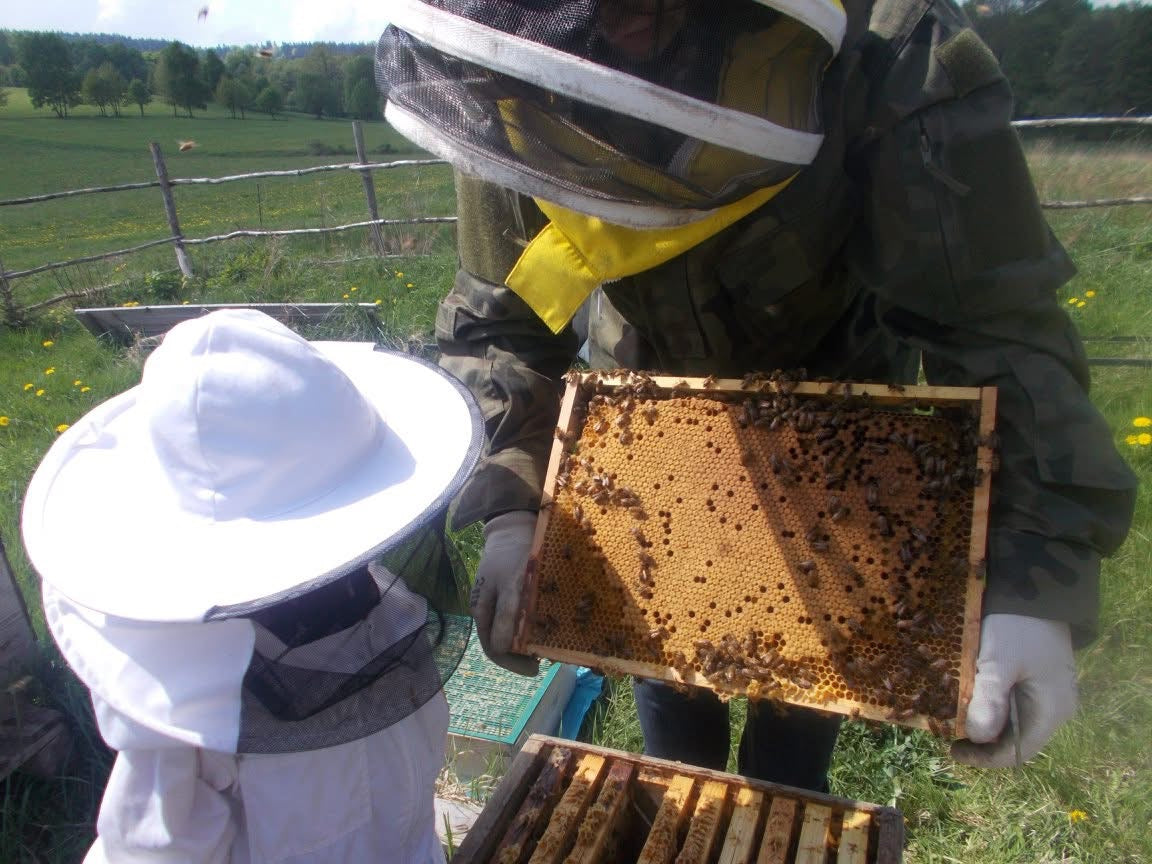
[85,748,238,864]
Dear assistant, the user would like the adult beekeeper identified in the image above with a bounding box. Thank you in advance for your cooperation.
[375,0,1135,788]
[22,309,483,863]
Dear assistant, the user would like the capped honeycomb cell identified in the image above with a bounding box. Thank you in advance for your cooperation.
[515,372,995,737]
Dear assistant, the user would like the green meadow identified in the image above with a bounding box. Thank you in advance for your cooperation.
[1,87,1151,862]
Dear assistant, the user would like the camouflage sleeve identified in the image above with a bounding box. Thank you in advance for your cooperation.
[852,0,1136,643]
[436,172,580,529]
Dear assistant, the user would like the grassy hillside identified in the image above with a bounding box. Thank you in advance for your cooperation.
[0,99,1150,862]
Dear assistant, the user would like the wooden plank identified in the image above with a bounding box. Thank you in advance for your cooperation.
[0,703,70,780]
[527,754,608,864]
[493,747,576,864]
[955,386,998,740]
[564,759,636,864]
[873,810,906,864]
[74,302,381,345]
[526,735,898,817]
[716,787,764,864]
[674,780,728,864]
[636,774,696,864]
[755,797,798,864]
[514,381,581,654]
[0,535,35,678]
[452,737,550,864]
[793,804,832,864]
[836,811,871,864]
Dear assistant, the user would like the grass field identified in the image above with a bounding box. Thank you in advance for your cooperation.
[1,89,1150,862]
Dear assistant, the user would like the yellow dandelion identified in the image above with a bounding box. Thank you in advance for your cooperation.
[55,423,70,434]
[1067,297,1078,305]
[1077,301,1086,308]
[45,367,56,375]
[374,299,382,305]
[350,286,358,292]
[35,389,45,397]
[182,300,190,305]
[0,416,9,427]
[395,271,404,278]
[73,379,83,387]
[23,383,34,391]
[42,339,54,348]
[1127,434,1140,445]
[1140,433,1152,446]
[342,293,350,300]
[1133,417,1151,427]
[1067,810,1088,823]
[406,282,414,288]
[81,386,92,393]
[1085,290,1096,298]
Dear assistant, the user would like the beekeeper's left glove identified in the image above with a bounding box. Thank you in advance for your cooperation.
[950,613,1078,768]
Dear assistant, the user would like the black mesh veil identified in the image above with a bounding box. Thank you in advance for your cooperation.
[377,0,842,226]
[236,512,472,754]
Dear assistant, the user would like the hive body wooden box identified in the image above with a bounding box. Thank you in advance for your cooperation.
[513,374,996,738]
[452,734,905,864]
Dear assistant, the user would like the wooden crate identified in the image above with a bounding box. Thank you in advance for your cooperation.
[512,373,995,738]
[452,734,905,864]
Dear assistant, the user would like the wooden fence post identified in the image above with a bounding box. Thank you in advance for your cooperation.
[0,256,22,328]
[352,120,387,256]
[149,142,194,278]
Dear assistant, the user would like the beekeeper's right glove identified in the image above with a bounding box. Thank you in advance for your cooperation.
[470,510,540,677]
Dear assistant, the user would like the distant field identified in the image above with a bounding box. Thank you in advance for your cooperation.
[0,87,455,283]
[0,93,1150,863]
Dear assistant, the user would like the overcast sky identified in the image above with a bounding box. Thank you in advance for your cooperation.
[0,0,1142,48]
[1,1,390,48]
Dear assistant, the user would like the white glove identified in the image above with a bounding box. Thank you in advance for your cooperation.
[470,510,540,677]
[950,613,1078,768]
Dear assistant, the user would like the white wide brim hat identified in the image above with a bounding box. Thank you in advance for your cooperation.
[22,309,483,623]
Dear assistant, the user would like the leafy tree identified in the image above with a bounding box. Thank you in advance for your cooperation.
[253,84,284,118]
[202,49,225,93]
[83,62,126,117]
[0,87,7,109]
[344,55,379,119]
[295,70,340,118]
[127,77,152,116]
[156,41,208,118]
[0,31,14,66]
[17,32,82,118]
[105,43,148,86]
[215,75,253,119]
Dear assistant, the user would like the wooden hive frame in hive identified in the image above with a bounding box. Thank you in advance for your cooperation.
[512,373,996,738]
[452,734,906,863]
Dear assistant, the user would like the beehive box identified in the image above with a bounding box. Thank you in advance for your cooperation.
[446,630,577,784]
[452,734,905,863]
[512,372,996,737]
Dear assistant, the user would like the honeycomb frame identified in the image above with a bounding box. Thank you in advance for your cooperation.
[512,373,996,738]
[452,734,906,863]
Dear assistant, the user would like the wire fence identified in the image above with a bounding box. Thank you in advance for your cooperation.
[1,117,1149,363]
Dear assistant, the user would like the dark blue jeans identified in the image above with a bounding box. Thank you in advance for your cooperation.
[633,678,842,792]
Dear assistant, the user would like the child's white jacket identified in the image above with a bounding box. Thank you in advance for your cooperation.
[44,585,449,864]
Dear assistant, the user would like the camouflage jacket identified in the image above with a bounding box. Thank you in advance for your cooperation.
[436,0,1136,643]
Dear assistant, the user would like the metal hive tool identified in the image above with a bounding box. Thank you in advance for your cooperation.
[513,372,996,737]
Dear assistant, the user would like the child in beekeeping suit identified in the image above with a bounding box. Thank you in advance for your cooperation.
[22,308,484,863]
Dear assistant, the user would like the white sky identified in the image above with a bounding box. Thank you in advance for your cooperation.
[1,1,390,48]
[0,0,1142,48]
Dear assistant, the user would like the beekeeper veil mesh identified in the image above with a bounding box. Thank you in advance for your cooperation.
[376,0,846,227]
[228,513,473,754]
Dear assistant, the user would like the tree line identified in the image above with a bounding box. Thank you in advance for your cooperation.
[0,30,381,121]
[2,1,1151,122]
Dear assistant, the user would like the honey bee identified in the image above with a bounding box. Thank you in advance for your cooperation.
[256,48,275,58]
[702,374,719,389]
[178,140,198,152]
[197,6,209,21]
[593,418,609,435]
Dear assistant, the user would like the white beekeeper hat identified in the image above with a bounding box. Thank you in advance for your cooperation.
[23,309,483,753]
[23,307,482,622]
